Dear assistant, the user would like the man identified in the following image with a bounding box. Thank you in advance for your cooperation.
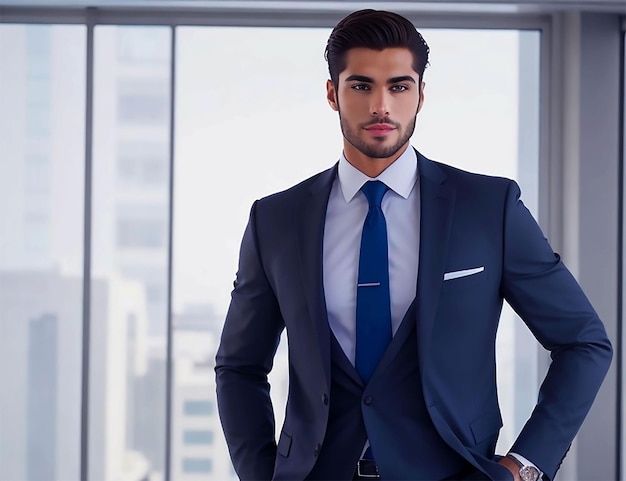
[215,9,612,481]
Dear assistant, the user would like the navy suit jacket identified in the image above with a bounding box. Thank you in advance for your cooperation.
[215,151,612,481]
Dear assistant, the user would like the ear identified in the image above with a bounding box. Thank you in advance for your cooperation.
[326,79,339,111]
[417,81,426,113]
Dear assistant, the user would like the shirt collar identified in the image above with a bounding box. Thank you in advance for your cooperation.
[337,146,418,202]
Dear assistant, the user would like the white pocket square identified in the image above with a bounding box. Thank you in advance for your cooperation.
[443,266,485,281]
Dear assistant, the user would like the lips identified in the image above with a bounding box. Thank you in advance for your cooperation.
[365,123,395,136]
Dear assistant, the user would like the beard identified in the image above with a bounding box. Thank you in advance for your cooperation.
[338,110,418,159]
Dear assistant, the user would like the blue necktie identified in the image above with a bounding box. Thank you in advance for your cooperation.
[355,181,392,384]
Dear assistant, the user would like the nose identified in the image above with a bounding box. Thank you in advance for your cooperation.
[370,89,390,117]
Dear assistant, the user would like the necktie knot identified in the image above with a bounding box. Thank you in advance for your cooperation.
[361,181,389,208]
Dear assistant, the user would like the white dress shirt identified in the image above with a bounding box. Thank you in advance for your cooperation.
[323,146,420,364]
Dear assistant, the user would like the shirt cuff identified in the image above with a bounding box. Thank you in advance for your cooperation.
[508,452,544,479]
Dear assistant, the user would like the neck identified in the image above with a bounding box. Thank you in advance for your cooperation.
[343,143,410,178]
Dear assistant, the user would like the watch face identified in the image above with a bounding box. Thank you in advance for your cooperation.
[519,466,540,481]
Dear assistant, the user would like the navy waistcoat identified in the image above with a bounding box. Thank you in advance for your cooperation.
[306,299,471,480]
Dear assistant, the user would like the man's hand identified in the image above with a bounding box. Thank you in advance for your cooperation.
[498,456,522,481]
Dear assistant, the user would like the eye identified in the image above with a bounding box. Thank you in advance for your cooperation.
[390,85,408,92]
[351,84,371,91]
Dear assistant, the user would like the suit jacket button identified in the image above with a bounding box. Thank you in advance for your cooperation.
[322,394,328,405]
[364,396,373,406]
[314,444,321,457]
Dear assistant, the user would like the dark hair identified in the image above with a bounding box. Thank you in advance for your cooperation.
[324,9,430,87]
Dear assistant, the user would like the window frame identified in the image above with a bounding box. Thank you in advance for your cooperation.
[0,5,621,481]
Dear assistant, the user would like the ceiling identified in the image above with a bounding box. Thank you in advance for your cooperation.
[0,0,625,14]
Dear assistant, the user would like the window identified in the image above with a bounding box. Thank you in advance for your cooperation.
[26,105,51,137]
[24,29,52,138]
[117,219,166,249]
[183,400,213,416]
[23,212,49,253]
[25,27,51,55]
[118,92,169,125]
[26,77,51,107]
[117,78,169,126]
[183,430,214,445]
[117,27,170,63]
[27,314,58,481]
[24,154,50,194]
[182,458,212,473]
[117,141,168,186]
[146,284,164,303]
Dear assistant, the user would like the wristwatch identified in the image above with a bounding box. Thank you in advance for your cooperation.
[506,454,541,481]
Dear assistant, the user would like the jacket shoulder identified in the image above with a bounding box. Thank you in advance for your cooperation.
[419,151,513,188]
[417,151,518,207]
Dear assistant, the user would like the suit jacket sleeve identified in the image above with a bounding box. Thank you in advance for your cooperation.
[215,201,284,480]
[500,180,612,480]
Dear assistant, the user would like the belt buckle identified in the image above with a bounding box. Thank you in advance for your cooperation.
[357,459,380,479]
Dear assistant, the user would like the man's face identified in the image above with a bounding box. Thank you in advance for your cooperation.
[326,47,424,165]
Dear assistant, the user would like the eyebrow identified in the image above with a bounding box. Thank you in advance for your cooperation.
[345,74,417,84]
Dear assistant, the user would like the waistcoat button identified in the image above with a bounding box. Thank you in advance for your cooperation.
[314,443,321,457]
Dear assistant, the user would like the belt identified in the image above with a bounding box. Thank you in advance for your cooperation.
[355,459,380,479]
[354,459,477,480]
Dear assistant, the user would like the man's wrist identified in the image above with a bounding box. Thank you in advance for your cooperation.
[507,453,542,481]
[498,455,522,481]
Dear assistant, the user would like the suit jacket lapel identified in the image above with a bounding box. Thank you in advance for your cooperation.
[415,152,456,373]
[296,164,337,386]
[413,155,493,476]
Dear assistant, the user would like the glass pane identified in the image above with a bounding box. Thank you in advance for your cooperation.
[173,27,335,481]
[174,26,540,478]
[91,25,171,481]
[0,24,86,481]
